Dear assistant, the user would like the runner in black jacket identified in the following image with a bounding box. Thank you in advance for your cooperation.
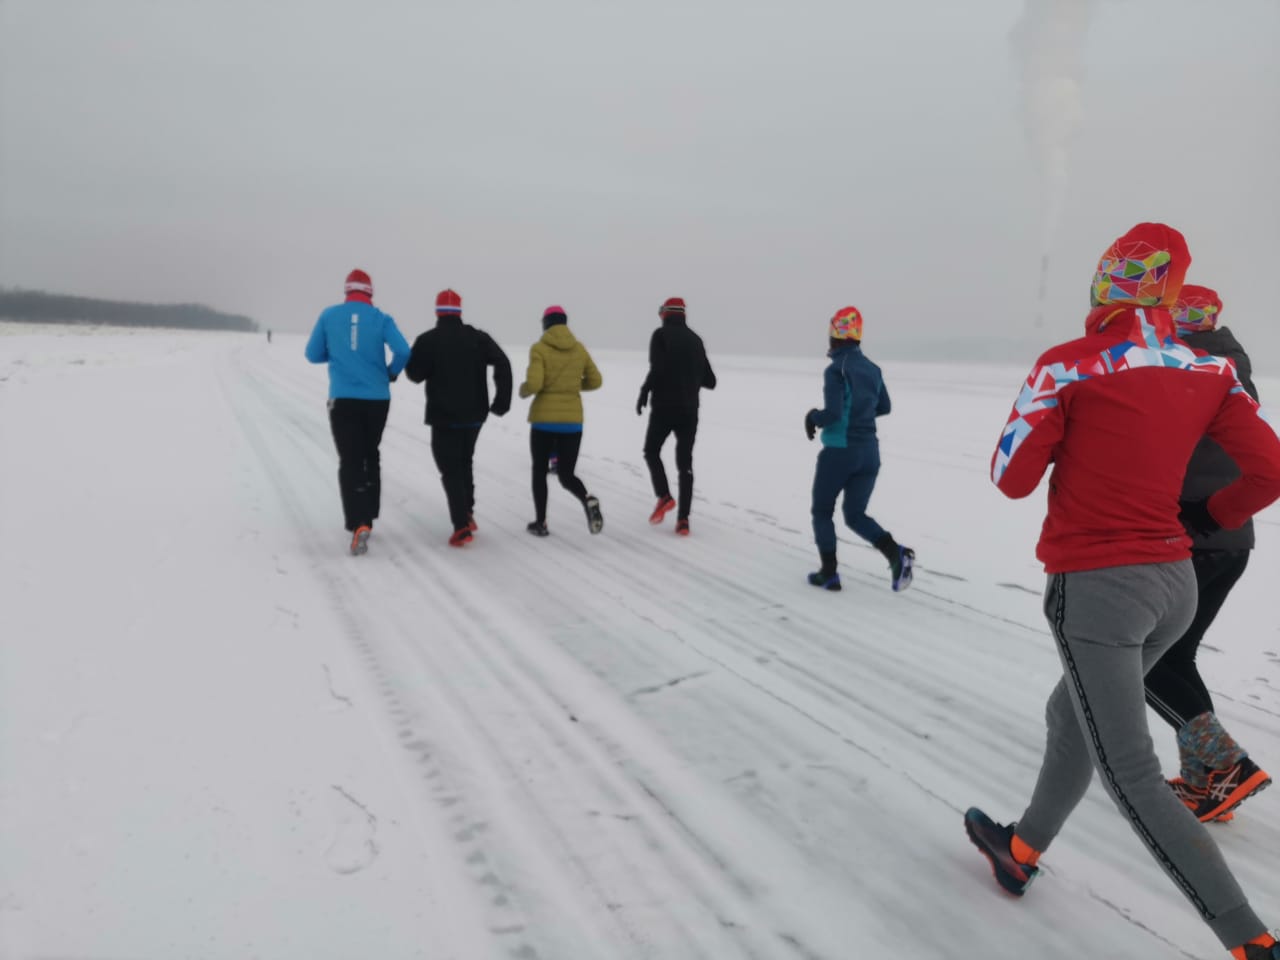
[405,289,513,546]
[1144,284,1272,823]
[636,297,717,535]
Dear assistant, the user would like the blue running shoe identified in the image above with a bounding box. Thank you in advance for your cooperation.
[807,570,841,591]
[891,546,914,592]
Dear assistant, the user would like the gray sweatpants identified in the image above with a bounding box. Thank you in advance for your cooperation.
[1018,561,1266,949]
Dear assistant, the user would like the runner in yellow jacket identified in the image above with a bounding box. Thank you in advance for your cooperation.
[518,305,604,536]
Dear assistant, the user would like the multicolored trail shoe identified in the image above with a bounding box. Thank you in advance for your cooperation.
[1194,757,1270,823]
[349,525,371,556]
[1232,933,1280,960]
[1168,777,1233,823]
[964,808,1040,897]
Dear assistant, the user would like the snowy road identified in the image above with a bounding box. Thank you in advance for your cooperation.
[3,327,1277,959]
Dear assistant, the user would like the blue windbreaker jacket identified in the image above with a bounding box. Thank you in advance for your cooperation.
[810,342,891,447]
[305,299,411,400]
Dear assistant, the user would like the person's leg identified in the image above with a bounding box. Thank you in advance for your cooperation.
[553,432,589,503]
[328,399,364,531]
[673,413,698,521]
[529,429,553,524]
[810,448,847,560]
[431,427,470,532]
[838,443,888,545]
[1145,551,1252,784]
[361,400,390,525]
[461,426,480,521]
[1022,562,1265,950]
[643,413,674,501]
[1146,551,1249,729]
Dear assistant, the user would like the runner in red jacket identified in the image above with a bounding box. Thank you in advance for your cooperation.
[967,222,1280,960]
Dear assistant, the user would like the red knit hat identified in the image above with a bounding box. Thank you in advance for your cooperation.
[659,297,686,318]
[435,289,462,315]
[1089,223,1190,308]
[1172,284,1223,334]
[345,269,373,297]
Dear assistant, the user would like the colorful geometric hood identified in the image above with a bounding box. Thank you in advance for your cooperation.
[1172,284,1223,335]
[1090,222,1191,308]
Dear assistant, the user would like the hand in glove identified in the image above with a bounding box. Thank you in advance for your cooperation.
[489,400,509,417]
[805,409,819,441]
[636,388,650,417]
[387,365,399,383]
[1178,498,1221,537]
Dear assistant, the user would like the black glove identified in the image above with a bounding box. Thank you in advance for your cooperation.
[1179,498,1221,537]
[636,389,649,416]
[387,365,399,383]
[489,400,509,417]
[805,409,818,441]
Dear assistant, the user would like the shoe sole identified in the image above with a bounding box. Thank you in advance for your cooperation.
[1197,772,1271,823]
[964,810,1036,897]
[807,575,841,591]
[350,529,371,556]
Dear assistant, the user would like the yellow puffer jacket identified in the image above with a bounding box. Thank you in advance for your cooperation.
[518,324,603,423]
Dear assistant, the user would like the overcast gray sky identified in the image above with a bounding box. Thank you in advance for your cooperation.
[1,0,1277,365]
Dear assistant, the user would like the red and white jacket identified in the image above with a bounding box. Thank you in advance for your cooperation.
[992,306,1280,573]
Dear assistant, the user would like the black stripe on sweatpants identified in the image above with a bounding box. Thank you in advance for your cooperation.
[1047,572,1215,921]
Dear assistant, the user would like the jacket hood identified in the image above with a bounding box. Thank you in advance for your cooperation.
[1172,284,1223,335]
[1083,304,1177,341]
[1090,222,1191,308]
[539,324,579,351]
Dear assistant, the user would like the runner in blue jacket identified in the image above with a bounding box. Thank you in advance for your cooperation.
[305,268,411,555]
[804,306,913,592]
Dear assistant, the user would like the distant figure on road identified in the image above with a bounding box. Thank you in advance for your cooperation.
[803,306,913,593]
[266,328,272,344]
[305,268,411,556]
[405,289,512,548]
[967,223,1280,960]
[636,296,716,536]
[518,305,604,537]
[1145,283,1271,823]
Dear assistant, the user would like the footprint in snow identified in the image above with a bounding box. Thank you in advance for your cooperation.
[324,785,379,875]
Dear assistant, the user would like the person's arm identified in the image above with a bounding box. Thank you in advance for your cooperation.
[304,316,328,363]
[1199,383,1280,529]
[385,315,411,380]
[875,378,891,417]
[404,332,432,384]
[518,346,543,399]
[702,345,717,390]
[581,348,603,391]
[990,361,1066,499]
[486,334,513,415]
[808,363,845,428]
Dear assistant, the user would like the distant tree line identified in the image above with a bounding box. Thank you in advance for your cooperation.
[0,287,259,332]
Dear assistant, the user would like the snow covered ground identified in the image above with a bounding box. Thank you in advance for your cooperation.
[2,323,1277,960]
